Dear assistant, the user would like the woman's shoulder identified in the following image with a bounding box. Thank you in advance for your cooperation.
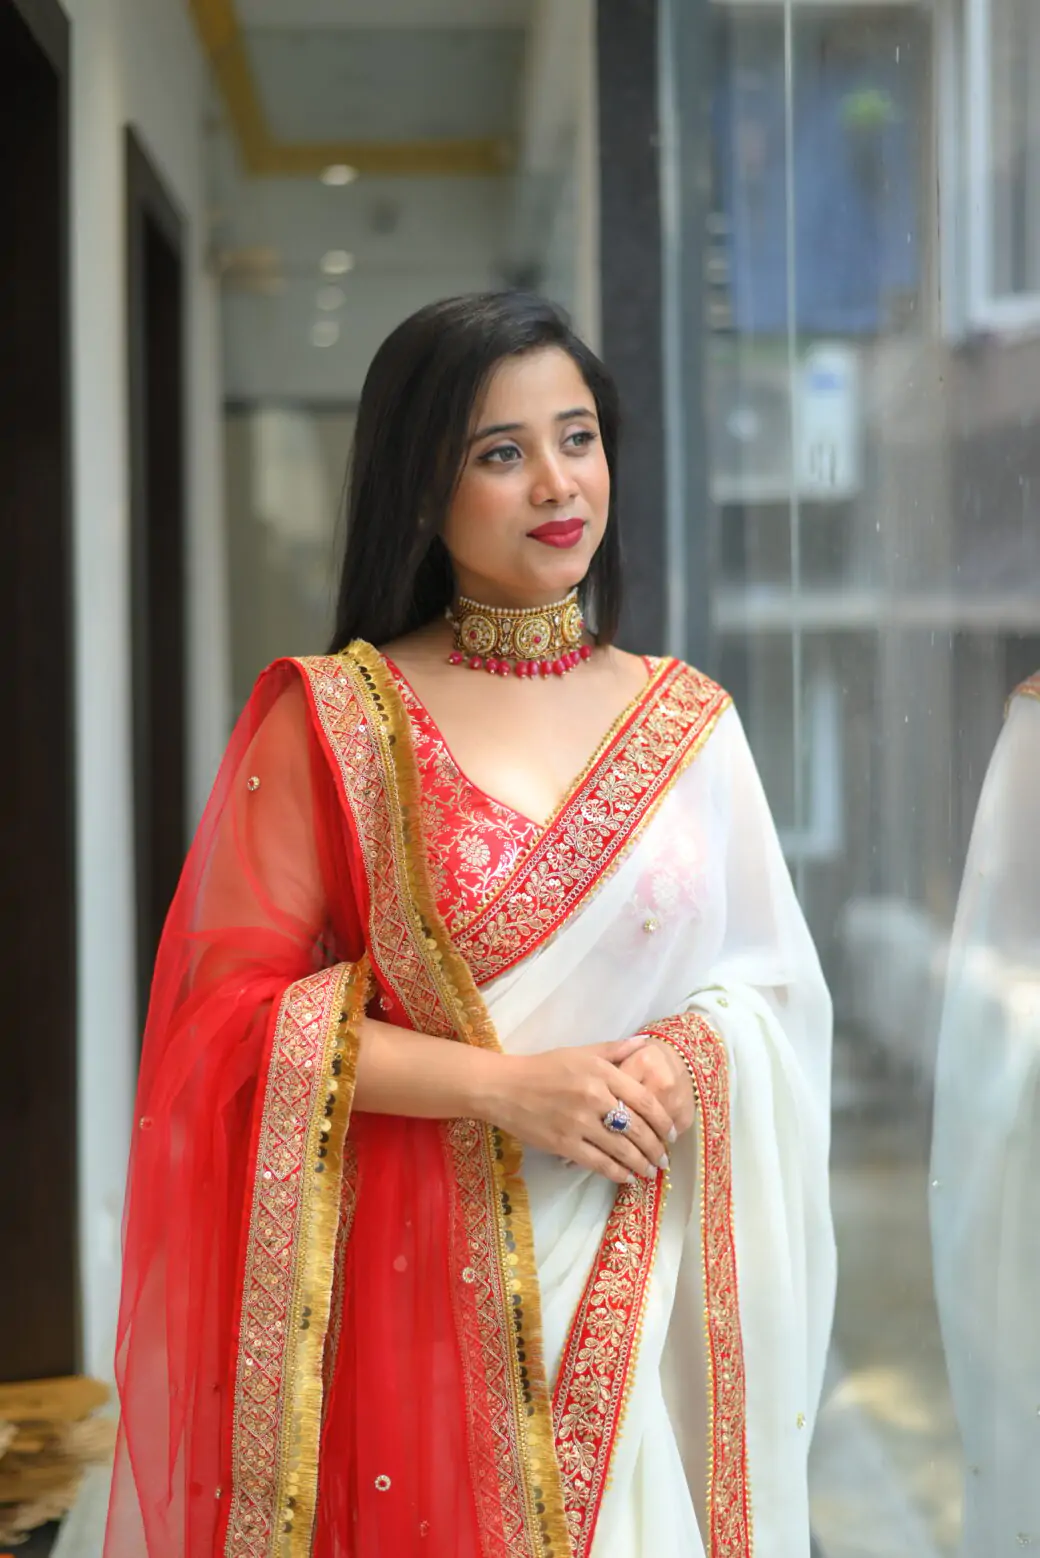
[1011,670,1040,707]
[625,649,731,707]
[248,650,371,735]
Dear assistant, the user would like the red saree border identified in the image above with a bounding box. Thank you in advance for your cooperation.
[294,647,570,1558]
[454,660,732,987]
[551,1175,667,1558]
[445,1117,567,1558]
[223,958,368,1558]
[647,1013,752,1558]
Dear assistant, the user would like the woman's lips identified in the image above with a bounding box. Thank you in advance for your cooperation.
[526,518,585,549]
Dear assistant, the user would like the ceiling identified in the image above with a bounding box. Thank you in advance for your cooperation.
[236,0,529,27]
[196,0,593,401]
[189,0,532,176]
[247,28,525,146]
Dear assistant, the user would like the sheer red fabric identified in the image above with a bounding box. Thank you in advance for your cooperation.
[105,663,488,1556]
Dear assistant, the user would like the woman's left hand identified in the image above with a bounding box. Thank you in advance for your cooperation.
[617,1038,697,1139]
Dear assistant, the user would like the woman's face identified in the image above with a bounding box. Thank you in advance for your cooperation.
[441,346,611,607]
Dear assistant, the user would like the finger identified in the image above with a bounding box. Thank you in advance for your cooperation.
[609,1071,676,1153]
[589,1033,647,1063]
[571,1141,637,1186]
[593,1117,662,1180]
[616,1109,671,1172]
[594,1077,670,1165]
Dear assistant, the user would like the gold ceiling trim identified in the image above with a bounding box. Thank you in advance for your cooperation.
[188,0,514,178]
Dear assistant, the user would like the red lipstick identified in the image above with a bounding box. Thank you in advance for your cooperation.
[527,517,585,549]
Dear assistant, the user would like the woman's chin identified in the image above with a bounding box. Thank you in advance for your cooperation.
[522,548,592,599]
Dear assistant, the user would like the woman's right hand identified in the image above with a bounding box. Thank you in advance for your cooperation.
[480,1034,676,1184]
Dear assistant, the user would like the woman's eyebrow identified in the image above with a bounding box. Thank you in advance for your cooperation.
[469,407,596,444]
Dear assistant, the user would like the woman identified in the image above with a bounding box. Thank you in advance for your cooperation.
[105,292,835,1558]
[931,673,1040,1556]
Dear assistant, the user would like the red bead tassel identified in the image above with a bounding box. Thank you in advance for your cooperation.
[447,638,593,677]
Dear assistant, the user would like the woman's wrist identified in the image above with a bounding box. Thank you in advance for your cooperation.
[467,1049,522,1125]
[355,1015,511,1121]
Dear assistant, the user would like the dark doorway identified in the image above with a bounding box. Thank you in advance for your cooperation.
[126,130,188,1034]
[0,0,77,1380]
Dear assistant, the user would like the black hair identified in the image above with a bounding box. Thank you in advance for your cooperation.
[327,290,622,653]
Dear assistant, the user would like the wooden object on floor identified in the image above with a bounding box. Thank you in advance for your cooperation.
[0,1378,113,1546]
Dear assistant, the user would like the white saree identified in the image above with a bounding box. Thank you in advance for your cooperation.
[484,703,836,1556]
[931,676,1040,1556]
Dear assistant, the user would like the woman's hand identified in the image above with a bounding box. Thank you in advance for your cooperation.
[480,1034,677,1185]
[617,1038,697,1138]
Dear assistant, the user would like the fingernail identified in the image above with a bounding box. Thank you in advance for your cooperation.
[667,1127,678,1145]
[658,1155,669,1170]
[643,1164,658,1179]
[625,1173,636,1184]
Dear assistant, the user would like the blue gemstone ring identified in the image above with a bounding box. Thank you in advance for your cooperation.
[603,1102,631,1135]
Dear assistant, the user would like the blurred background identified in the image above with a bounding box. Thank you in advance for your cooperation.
[3,0,1040,1551]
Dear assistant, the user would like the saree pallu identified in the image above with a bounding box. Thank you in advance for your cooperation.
[105,643,835,1558]
[931,676,1040,1556]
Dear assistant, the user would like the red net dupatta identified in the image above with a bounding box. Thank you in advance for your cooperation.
[105,649,570,1558]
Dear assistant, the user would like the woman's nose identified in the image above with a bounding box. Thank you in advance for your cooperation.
[531,453,577,504]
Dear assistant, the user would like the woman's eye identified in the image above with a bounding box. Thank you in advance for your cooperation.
[479,444,522,465]
[566,429,597,450]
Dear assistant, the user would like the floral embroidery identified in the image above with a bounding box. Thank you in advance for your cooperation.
[552,1174,667,1557]
[645,1012,752,1558]
[384,660,730,990]
[388,672,540,939]
[446,1117,567,1558]
[291,650,740,1558]
[455,662,731,986]
[296,648,569,1558]
[224,961,366,1558]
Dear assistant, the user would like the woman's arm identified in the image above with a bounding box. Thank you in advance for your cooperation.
[354,1017,677,1184]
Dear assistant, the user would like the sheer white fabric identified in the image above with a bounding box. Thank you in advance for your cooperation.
[484,705,836,1556]
[931,687,1040,1557]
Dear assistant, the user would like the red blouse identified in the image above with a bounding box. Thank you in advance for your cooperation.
[388,666,542,940]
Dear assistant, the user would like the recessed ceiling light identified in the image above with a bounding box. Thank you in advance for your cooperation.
[310,320,340,348]
[316,285,345,312]
[320,164,358,187]
[320,250,355,276]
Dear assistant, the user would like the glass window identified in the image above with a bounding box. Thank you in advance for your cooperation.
[969,0,1040,321]
[671,1,1040,1549]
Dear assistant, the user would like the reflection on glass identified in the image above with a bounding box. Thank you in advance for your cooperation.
[693,1,1040,1552]
[989,0,1040,299]
[931,676,1040,1555]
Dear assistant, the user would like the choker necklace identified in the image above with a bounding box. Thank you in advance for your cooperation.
[446,587,592,678]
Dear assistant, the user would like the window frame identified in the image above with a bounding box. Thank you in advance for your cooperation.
[965,0,1040,331]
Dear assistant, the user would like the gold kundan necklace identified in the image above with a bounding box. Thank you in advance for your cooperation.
[446,587,591,678]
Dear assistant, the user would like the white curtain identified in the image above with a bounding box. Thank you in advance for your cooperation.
[484,706,836,1556]
[931,688,1040,1556]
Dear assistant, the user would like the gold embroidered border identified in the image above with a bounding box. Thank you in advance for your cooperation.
[647,1014,752,1557]
[224,957,368,1558]
[322,1141,358,1403]
[551,1174,667,1558]
[454,661,732,986]
[295,647,570,1558]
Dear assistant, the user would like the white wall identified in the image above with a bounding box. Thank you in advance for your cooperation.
[64,0,227,1379]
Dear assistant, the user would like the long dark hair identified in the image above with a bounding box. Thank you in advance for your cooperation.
[328,291,622,652]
